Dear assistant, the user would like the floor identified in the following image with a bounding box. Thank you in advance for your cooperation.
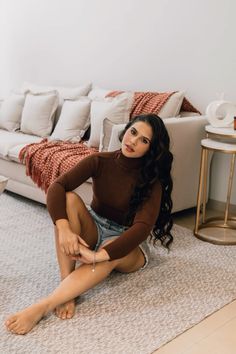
[153,207,236,354]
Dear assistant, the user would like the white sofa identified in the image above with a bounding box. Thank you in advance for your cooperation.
[0,115,208,213]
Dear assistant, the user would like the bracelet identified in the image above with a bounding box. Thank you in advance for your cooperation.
[92,251,96,272]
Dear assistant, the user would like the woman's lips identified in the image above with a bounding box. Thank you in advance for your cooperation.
[125,144,134,152]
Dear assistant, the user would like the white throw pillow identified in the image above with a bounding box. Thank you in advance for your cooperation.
[100,118,127,152]
[87,92,133,149]
[20,91,59,137]
[158,91,185,118]
[100,118,115,152]
[0,93,25,131]
[107,122,126,152]
[21,82,92,124]
[50,97,91,142]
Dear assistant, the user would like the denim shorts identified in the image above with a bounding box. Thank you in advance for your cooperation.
[87,206,150,270]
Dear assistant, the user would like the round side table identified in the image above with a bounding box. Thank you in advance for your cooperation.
[194,130,236,245]
[205,125,236,140]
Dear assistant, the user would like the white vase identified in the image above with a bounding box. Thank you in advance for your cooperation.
[206,100,236,127]
[0,176,8,194]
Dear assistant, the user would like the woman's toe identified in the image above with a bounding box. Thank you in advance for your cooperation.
[61,312,67,320]
[5,316,16,327]
[6,318,17,331]
[66,311,73,319]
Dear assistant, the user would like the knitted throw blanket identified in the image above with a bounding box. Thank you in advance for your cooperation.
[107,91,200,117]
[19,140,98,193]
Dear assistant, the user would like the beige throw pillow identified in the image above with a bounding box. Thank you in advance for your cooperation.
[100,118,115,152]
[86,92,133,149]
[158,91,185,118]
[107,122,126,152]
[0,93,25,131]
[20,91,59,137]
[50,97,91,142]
[21,82,92,124]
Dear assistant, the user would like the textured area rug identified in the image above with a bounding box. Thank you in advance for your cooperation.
[0,192,236,354]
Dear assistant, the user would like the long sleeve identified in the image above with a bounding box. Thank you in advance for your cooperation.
[47,153,99,223]
[103,181,162,260]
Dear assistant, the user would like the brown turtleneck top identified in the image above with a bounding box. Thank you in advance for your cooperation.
[47,150,162,260]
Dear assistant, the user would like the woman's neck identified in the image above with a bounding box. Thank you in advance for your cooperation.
[116,150,144,170]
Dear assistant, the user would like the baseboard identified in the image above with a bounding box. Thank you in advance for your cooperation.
[208,199,236,213]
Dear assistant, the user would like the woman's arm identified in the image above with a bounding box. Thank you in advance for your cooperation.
[47,153,99,223]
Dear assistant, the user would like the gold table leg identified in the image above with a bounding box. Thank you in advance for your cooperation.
[224,153,236,226]
[194,147,236,245]
[195,147,205,234]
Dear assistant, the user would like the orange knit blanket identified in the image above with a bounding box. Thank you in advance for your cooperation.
[19,140,98,193]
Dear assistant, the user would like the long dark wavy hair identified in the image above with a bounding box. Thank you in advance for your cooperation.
[119,114,174,248]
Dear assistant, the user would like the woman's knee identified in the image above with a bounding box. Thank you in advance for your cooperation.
[66,192,84,211]
[114,248,145,273]
[66,191,79,204]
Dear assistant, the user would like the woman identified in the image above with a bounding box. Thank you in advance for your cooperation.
[5,113,173,334]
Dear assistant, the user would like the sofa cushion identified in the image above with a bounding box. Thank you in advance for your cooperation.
[7,144,27,163]
[0,130,41,159]
[87,92,133,149]
[20,91,59,137]
[50,97,91,142]
[0,93,25,131]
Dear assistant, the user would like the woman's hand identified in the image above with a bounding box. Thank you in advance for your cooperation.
[58,228,80,256]
[56,219,89,256]
[71,245,110,264]
[71,244,95,263]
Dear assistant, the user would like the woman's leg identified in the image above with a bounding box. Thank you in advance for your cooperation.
[54,192,98,319]
[5,259,118,335]
[5,244,145,335]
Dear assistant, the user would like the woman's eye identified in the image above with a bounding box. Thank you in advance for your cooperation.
[130,128,136,135]
[142,138,148,144]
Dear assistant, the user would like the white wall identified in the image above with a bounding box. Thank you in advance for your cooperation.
[1,0,236,203]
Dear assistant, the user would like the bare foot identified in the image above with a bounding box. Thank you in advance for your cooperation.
[5,301,49,335]
[55,299,75,320]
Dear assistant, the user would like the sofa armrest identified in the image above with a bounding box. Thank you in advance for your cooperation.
[163,115,208,211]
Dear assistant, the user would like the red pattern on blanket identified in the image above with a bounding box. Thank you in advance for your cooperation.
[19,140,98,192]
[107,91,201,116]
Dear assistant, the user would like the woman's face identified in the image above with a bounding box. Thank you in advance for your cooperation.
[121,121,153,158]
